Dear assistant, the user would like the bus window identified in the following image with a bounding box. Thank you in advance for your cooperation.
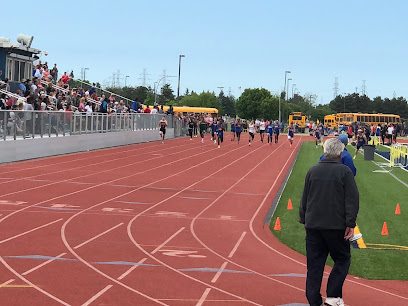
[396,117,400,122]
[357,115,361,121]
[380,116,384,122]
[369,116,373,122]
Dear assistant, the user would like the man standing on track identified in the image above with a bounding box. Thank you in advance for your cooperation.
[300,138,359,306]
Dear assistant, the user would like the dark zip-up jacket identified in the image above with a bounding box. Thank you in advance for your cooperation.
[299,159,359,230]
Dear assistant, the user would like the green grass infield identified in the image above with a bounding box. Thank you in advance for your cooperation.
[270,141,408,280]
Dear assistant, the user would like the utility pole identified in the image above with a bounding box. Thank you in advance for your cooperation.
[333,77,339,98]
[362,80,366,96]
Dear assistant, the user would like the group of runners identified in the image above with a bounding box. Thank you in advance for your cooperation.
[183,115,296,149]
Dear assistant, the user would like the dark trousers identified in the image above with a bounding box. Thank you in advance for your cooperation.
[305,228,350,306]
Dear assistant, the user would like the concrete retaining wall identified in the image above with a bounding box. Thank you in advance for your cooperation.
[0,128,174,163]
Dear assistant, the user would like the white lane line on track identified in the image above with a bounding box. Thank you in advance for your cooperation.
[196,288,211,306]
[211,262,228,283]
[228,232,246,258]
[82,285,113,306]
[0,256,70,305]
[22,252,67,276]
[0,218,63,244]
[117,258,147,280]
[151,227,185,254]
[0,279,15,287]
[74,223,124,249]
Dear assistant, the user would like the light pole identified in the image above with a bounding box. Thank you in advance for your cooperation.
[177,54,185,99]
[292,84,296,99]
[125,75,129,87]
[286,78,292,102]
[280,70,291,123]
[83,67,89,81]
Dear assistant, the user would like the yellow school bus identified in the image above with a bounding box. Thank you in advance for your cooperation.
[288,112,308,132]
[335,113,400,126]
[324,114,337,128]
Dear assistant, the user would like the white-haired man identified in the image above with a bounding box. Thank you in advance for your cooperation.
[300,138,359,306]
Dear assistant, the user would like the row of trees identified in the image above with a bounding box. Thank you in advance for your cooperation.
[69,77,408,122]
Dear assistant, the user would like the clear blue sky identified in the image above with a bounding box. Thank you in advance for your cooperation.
[3,0,408,104]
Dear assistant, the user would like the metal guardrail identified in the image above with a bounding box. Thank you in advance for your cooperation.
[0,111,179,141]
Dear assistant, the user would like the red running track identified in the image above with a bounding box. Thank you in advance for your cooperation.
[0,134,407,305]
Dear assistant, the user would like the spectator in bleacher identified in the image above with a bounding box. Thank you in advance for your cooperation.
[19,79,27,92]
[0,93,6,109]
[78,97,86,112]
[159,105,164,114]
[42,68,50,80]
[109,93,116,103]
[85,101,93,115]
[34,66,44,79]
[131,98,139,112]
[51,64,58,81]
[89,83,96,96]
[144,105,151,113]
[91,92,99,102]
[31,79,38,94]
[61,72,70,84]
[151,105,158,114]
[100,96,108,113]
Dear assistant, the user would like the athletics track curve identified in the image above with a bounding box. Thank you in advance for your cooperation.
[0,134,407,305]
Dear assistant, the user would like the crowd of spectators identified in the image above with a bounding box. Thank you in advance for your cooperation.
[0,61,177,137]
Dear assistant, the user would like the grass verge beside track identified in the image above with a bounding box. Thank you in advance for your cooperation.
[270,141,408,280]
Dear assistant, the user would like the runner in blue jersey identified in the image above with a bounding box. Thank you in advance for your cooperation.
[235,118,242,144]
[230,119,236,141]
[354,129,367,159]
[274,121,280,144]
[288,122,295,147]
[216,119,225,149]
[314,128,321,147]
[267,120,274,145]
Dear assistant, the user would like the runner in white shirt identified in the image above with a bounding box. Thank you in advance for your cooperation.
[387,124,394,143]
[259,118,266,143]
[248,120,255,146]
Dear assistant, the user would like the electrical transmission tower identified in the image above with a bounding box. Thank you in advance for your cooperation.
[333,77,339,98]
[362,80,366,96]
[139,68,150,87]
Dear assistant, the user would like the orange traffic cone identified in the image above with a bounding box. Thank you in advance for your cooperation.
[287,199,293,210]
[274,217,281,231]
[381,222,388,236]
[395,203,401,215]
